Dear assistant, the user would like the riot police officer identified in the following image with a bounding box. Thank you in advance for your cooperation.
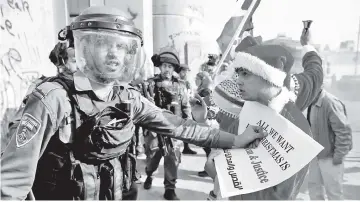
[142,49,191,200]
[0,6,267,200]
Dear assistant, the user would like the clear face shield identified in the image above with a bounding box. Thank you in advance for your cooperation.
[73,29,142,85]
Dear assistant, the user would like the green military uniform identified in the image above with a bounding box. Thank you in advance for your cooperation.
[0,70,237,200]
[143,74,191,191]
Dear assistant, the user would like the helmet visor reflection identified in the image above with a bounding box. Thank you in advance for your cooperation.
[73,29,141,85]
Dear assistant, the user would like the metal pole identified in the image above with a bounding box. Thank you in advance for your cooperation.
[355,16,360,75]
[212,0,261,79]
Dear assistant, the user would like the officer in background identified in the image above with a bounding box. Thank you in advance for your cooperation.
[1,39,77,157]
[0,6,267,201]
[176,64,197,155]
[142,49,191,200]
[25,40,76,96]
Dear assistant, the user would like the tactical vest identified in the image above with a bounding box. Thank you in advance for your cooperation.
[31,76,137,200]
[151,77,183,116]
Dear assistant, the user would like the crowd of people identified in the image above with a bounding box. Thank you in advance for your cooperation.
[0,5,353,201]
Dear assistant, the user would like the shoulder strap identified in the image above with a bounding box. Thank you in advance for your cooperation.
[50,77,88,121]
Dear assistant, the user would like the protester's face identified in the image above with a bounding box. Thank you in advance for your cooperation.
[160,62,174,79]
[233,67,268,101]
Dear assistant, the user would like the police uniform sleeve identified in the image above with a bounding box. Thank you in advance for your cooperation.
[0,83,68,200]
[131,91,235,149]
[292,45,323,111]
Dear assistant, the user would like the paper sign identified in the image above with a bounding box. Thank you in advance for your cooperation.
[214,101,323,198]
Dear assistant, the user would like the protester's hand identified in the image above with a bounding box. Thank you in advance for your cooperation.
[204,149,223,180]
[248,138,262,149]
[300,29,312,46]
[333,156,343,165]
[190,94,207,123]
[233,125,268,148]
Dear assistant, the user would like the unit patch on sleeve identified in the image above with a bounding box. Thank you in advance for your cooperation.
[16,113,41,147]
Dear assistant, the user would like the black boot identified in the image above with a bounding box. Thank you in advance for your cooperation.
[182,143,197,155]
[143,176,153,190]
[198,170,209,177]
[164,189,179,200]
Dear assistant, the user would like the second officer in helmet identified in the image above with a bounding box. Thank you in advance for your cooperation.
[142,49,191,200]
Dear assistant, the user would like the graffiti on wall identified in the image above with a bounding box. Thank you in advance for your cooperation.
[0,0,55,134]
[187,4,204,18]
[164,30,201,63]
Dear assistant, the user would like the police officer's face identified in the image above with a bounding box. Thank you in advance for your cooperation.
[92,36,128,74]
[74,30,142,84]
[160,62,174,79]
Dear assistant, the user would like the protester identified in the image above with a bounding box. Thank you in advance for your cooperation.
[201,54,219,77]
[210,36,262,133]
[0,6,267,200]
[176,64,197,155]
[195,71,213,97]
[203,28,325,200]
[307,89,352,200]
[193,71,217,177]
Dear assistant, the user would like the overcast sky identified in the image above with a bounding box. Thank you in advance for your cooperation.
[204,0,360,49]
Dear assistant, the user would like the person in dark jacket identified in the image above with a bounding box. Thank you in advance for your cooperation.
[307,89,352,200]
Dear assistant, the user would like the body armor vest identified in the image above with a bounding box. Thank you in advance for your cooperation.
[32,77,136,200]
[152,77,182,116]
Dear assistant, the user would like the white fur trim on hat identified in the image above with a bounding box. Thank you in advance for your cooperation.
[231,52,286,87]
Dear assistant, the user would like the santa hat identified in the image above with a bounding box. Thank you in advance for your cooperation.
[212,43,295,117]
[212,36,261,118]
[231,44,294,87]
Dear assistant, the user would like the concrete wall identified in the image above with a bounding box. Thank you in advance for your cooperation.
[53,0,70,39]
[103,0,153,58]
[1,0,57,136]
[152,0,205,65]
